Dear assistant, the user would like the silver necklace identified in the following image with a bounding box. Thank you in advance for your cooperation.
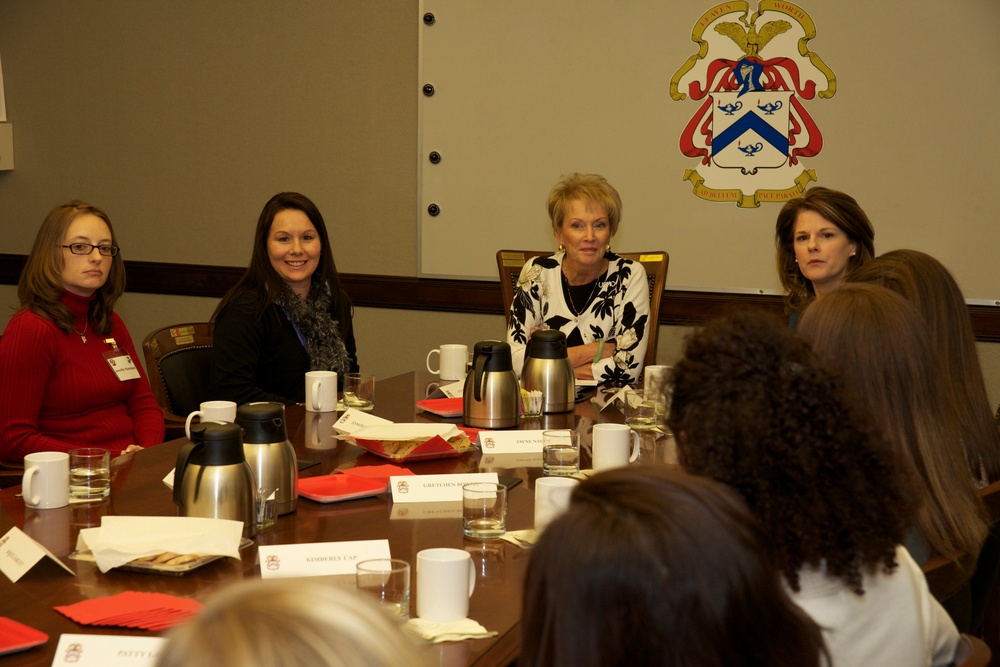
[74,322,88,344]
[562,271,601,321]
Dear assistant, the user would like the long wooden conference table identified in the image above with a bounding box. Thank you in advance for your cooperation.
[0,371,674,667]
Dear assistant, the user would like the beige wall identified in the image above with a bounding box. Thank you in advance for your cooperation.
[2,1,1000,410]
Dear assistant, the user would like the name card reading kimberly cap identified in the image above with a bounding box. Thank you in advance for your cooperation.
[258,538,390,579]
[390,472,498,504]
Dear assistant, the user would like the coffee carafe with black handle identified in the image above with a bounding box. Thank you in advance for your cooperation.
[521,329,576,413]
[237,402,298,516]
[463,340,520,428]
[174,421,258,538]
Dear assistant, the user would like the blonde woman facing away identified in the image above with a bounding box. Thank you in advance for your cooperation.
[156,580,428,667]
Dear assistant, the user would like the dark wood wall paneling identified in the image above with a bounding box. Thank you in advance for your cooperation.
[3,253,1000,341]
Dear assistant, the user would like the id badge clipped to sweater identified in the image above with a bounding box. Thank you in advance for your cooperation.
[102,338,141,381]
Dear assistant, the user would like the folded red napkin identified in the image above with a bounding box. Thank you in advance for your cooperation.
[54,592,201,632]
[0,617,47,656]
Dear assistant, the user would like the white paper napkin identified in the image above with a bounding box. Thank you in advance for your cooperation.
[77,516,244,573]
[405,617,497,643]
[350,423,464,442]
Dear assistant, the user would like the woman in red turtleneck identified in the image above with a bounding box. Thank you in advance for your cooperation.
[0,201,164,463]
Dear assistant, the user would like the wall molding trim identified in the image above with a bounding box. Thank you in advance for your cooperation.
[3,253,1000,341]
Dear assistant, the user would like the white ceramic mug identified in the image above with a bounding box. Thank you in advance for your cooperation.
[305,371,338,413]
[416,547,477,621]
[643,365,671,391]
[592,423,641,471]
[185,400,238,439]
[534,477,578,532]
[426,344,469,381]
[22,452,70,509]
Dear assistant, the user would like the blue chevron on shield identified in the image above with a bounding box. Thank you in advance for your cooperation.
[710,91,792,172]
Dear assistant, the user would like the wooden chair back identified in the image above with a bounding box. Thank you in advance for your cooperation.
[141,322,214,439]
[496,250,668,371]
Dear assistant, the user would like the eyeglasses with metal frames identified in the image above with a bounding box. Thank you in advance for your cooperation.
[59,243,119,257]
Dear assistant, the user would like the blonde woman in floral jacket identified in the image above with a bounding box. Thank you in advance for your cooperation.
[506,174,649,385]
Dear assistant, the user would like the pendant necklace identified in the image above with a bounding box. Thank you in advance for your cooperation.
[74,322,88,344]
[562,271,602,322]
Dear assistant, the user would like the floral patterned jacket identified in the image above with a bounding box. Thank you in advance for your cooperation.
[506,251,650,385]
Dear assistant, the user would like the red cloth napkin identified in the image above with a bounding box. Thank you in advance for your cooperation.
[54,592,201,632]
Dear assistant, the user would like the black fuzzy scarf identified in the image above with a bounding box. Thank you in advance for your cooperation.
[276,284,351,374]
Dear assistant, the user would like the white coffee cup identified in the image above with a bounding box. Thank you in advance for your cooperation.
[643,365,671,391]
[305,371,338,413]
[185,400,238,439]
[534,477,578,532]
[592,423,641,471]
[22,452,70,509]
[304,411,338,450]
[416,547,476,621]
[426,344,469,382]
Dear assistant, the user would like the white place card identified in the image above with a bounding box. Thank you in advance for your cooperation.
[389,501,463,521]
[477,430,545,453]
[333,408,392,435]
[0,526,74,582]
[258,538,390,579]
[51,634,165,667]
[480,452,544,469]
[389,472,498,504]
[426,380,464,399]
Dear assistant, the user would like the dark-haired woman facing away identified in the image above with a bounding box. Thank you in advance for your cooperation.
[850,249,1000,486]
[209,193,358,405]
[799,284,988,566]
[668,309,959,666]
[520,466,827,667]
[0,201,164,462]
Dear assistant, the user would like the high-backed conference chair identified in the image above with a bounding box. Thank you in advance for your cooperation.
[496,250,668,371]
[142,322,214,440]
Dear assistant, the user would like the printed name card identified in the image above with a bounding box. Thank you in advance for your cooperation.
[333,408,392,435]
[258,538,390,579]
[0,526,74,582]
[426,380,464,399]
[51,634,165,666]
[480,452,544,469]
[389,472,499,504]
[477,430,545,454]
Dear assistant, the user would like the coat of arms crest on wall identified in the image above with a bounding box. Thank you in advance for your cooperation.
[671,1,836,207]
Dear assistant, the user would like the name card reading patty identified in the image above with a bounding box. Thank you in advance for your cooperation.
[52,634,165,667]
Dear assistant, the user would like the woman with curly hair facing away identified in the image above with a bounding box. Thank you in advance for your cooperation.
[850,250,1000,486]
[520,466,828,667]
[799,284,988,566]
[506,173,650,384]
[667,309,959,667]
[774,186,875,325]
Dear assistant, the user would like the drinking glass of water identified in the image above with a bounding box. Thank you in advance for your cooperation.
[356,558,411,620]
[69,448,110,500]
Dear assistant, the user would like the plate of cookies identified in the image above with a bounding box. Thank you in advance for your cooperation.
[346,423,475,462]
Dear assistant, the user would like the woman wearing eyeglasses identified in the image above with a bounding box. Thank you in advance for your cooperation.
[0,201,164,463]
